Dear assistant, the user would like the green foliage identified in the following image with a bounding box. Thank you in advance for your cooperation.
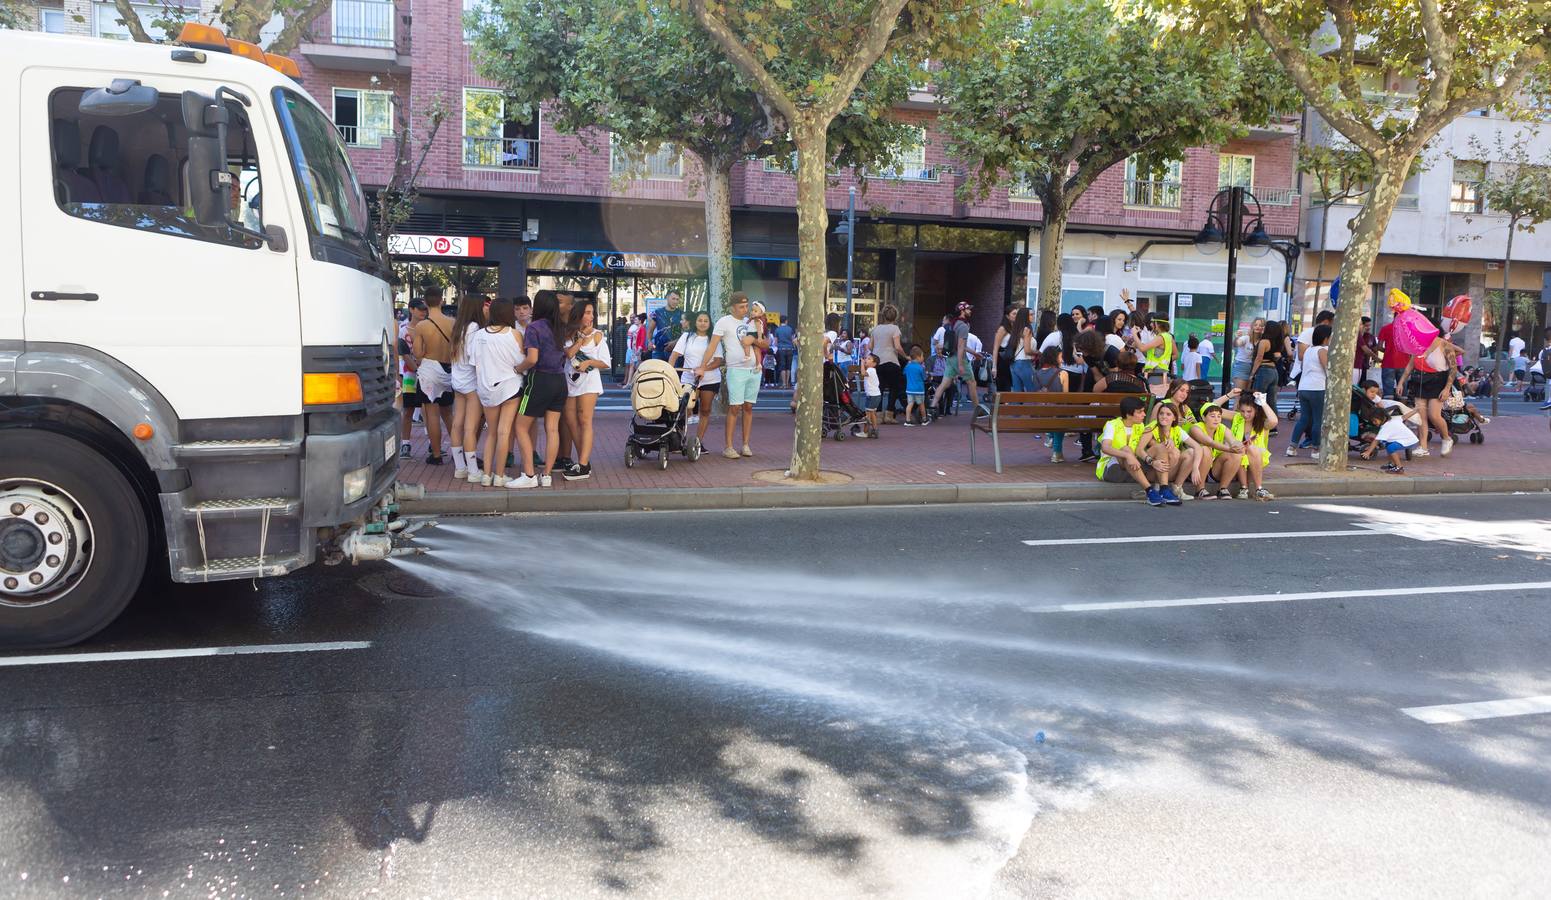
[939,0,1298,206]
[1298,144,1380,206]
[1,0,31,29]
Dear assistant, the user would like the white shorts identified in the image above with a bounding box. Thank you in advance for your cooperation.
[451,361,478,394]
[566,370,604,397]
[477,375,523,409]
[417,359,453,402]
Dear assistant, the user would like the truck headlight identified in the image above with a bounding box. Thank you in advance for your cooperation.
[342,465,371,505]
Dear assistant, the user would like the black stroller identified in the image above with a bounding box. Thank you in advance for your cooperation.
[1525,371,1546,404]
[822,362,873,441]
[1348,387,1405,456]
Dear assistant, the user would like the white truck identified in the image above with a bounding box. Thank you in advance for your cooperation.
[0,28,403,647]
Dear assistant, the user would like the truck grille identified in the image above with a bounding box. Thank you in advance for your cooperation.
[303,344,397,417]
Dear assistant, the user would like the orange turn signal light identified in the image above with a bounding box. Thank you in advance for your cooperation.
[132,423,154,441]
[303,373,364,406]
[265,53,302,79]
[176,23,230,52]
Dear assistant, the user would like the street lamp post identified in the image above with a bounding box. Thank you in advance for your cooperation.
[845,186,856,335]
[1195,187,1277,397]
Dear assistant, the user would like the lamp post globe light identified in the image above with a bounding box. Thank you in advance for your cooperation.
[1194,186,1299,397]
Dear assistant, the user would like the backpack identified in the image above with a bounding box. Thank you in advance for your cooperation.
[1539,346,1551,371]
[941,323,959,357]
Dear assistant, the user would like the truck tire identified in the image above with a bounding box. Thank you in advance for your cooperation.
[0,430,149,648]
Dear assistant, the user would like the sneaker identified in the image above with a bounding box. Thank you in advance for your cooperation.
[466,469,483,484]
[1309,451,1320,462]
[1177,487,1194,502]
[1160,486,1182,506]
[1285,446,1298,457]
[1255,487,1276,501]
[722,447,741,460]
[903,421,917,427]
[491,474,507,488]
[540,474,553,488]
[1145,488,1164,507]
[1412,447,1431,457]
[506,474,538,489]
[398,441,412,460]
[1385,465,1407,475]
[480,474,493,487]
[1196,489,1216,501]
[1079,452,1099,463]
[1381,462,1401,473]
[741,445,753,457]
[563,463,592,481]
[555,457,575,473]
[1051,453,1064,464]
[426,454,443,466]
[1479,417,1491,425]
[454,467,467,480]
[1216,488,1234,500]
[1441,437,1454,457]
[1236,487,1250,500]
[1540,400,1551,410]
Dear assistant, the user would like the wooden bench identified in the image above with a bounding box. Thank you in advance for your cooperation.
[970,391,1143,474]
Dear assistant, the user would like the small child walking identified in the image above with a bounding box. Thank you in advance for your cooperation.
[903,347,928,426]
[861,354,883,438]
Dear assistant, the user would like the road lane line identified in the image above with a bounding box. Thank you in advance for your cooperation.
[1022,529,1368,547]
[1032,581,1551,613]
[0,641,372,667]
[1402,695,1551,724]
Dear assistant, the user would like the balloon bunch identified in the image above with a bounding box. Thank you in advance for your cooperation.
[1386,289,1439,355]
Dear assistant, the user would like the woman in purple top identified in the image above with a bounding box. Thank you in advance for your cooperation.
[510,293,569,488]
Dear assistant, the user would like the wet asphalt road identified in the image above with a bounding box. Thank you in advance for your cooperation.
[1,493,1550,897]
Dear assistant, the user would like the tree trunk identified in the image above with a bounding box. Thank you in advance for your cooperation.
[789,119,830,481]
[1036,196,1069,313]
[702,160,734,316]
[1317,156,1412,471]
[1493,223,1516,417]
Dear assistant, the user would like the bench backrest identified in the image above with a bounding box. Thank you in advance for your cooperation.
[990,391,1141,418]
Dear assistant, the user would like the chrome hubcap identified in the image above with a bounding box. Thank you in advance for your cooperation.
[0,481,91,607]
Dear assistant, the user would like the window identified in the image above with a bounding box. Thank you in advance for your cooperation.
[1218,154,1254,189]
[49,86,265,249]
[40,7,67,32]
[333,88,394,148]
[332,0,394,49]
[609,135,682,179]
[93,2,190,40]
[463,0,494,42]
[462,89,539,169]
[875,127,935,181]
[1124,157,1183,208]
[1450,161,1485,213]
[275,88,376,264]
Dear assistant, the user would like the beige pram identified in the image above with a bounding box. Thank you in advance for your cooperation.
[626,359,702,469]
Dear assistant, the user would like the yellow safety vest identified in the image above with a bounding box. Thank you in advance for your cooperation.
[1096,417,1144,478]
[1150,423,1187,449]
[1231,413,1271,467]
[1144,333,1175,374]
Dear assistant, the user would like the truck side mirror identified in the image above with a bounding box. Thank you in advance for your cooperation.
[181,91,230,228]
[79,79,159,117]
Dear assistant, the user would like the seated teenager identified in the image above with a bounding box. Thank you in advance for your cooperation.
[1096,396,1168,507]
[1185,402,1243,500]
[1230,390,1279,501]
[1137,400,1189,506]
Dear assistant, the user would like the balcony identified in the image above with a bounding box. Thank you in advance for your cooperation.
[610,144,683,180]
[1247,186,1300,207]
[1124,179,1183,209]
[300,0,410,73]
[871,165,941,183]
[463,136,540,171]
[1246,111,1301,141]
[338,124,392,149]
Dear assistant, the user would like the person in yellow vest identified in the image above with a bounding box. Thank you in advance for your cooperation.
[1136,400,1190,505]
[1096,396,1168,506]
[1230,390,1279,500]
[1132,313,1176,397]
[1162,378,1240,497]
[1185,402,1243,500]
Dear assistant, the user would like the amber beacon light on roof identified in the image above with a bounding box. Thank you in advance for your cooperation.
[174,23,302,80]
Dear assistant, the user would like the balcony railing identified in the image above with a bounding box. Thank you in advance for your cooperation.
[463,136,540,170]
[873,164,939,182]
[337,124,391,148]
[1124,179,1183,209]
[332,0,394,48]
[1245,186,1300,206]
[610,146,683,179]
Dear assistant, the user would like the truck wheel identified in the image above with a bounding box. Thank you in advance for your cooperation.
[0,430,149,648]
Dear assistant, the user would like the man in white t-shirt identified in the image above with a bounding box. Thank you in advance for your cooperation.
[1180,335,1204,381]
[1197,336,1215,379]
[1508,333,1526,360]
[704,292,768,459]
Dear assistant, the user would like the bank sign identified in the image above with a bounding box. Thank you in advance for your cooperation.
[526,249,708,276]
[388,234,485,258]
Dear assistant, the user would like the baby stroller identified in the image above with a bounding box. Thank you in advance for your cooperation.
[1526,370,1546,404]
[822,361,873,441]
[1347,387,1404,456]
[1444,389,1485,444]
[626,359,701,469]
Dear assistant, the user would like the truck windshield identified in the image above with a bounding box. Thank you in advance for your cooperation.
[274,88,377,267]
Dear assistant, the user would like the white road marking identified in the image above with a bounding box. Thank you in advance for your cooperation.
[1022,529,1368,547]
[1402,695,1551,724]
[0,641,372,667]
[1033,581,1551,613]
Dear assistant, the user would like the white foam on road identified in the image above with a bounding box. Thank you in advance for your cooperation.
[1022,529,1369,547]
[1402,695,1551,724]
[0,641,371,667]
[1032,581,1551,613]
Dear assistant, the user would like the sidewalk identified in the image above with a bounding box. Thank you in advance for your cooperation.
[397,401,1551,513]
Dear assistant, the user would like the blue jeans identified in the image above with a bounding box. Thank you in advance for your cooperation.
[1381,367,1402,398]
[1290,389,1325,448]
[1010,360,1036,391]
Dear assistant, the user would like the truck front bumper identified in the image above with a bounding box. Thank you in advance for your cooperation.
[302,415,400,528]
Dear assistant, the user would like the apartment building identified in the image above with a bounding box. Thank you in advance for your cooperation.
[19,0,1305,345]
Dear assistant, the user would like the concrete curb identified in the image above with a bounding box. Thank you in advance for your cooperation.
[400,474,1551,516]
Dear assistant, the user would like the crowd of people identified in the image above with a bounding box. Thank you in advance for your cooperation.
[396,281,1532,494]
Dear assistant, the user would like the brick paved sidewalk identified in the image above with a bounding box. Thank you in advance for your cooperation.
[398,401,1550,495]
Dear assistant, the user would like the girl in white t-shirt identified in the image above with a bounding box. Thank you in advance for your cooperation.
[468,299,525,487]
[448,294,487,480]
[561,302,611,481]
[669,311,722,448]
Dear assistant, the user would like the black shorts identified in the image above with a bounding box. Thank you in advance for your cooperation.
[1412,371,1449,399]
[401,386,453,409]
[518,371,568,416]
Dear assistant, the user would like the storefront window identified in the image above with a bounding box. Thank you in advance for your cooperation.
[393,261,498,308]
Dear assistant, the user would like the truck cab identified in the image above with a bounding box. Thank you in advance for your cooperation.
[0,29,399,647]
